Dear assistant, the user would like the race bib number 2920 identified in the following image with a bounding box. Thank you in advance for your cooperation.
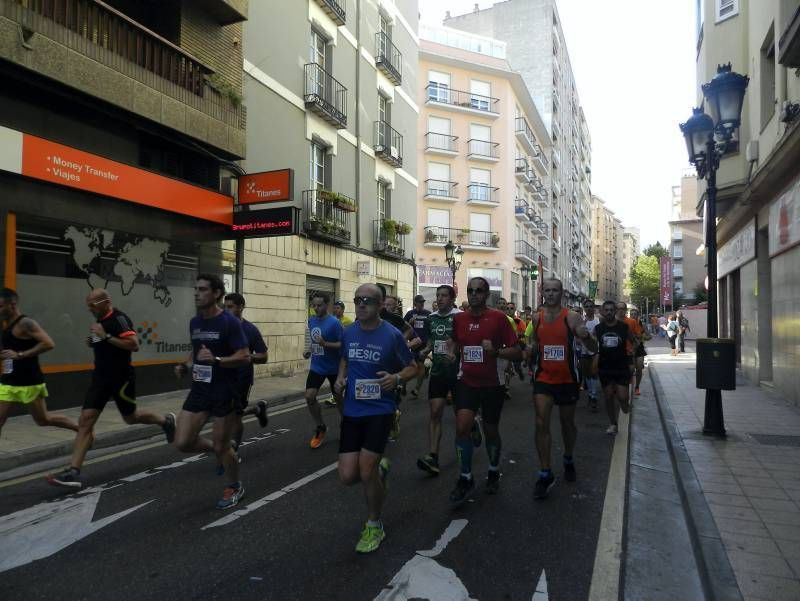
[355,379,382,400]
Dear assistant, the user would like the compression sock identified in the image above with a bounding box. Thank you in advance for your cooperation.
[366,519,382,528]
[455,437,474,477]
[563,455,574,465]
[486,437,502,470]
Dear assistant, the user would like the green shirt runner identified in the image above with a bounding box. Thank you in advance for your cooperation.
[425,308,460,377]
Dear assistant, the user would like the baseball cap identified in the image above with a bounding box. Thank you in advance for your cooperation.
[413,294,425,303]
[333,300,345,308]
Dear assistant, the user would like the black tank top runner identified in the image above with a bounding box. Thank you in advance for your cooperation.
[1,315,45,386]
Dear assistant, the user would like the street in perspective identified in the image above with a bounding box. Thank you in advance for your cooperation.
[1,0,800,600]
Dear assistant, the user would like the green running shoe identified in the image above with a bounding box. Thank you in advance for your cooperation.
[355,524,386,553]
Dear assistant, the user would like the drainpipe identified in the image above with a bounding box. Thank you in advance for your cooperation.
[354,0,362,247]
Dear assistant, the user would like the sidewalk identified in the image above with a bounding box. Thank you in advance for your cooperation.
[0,371,328,474]
[637,340,800,601]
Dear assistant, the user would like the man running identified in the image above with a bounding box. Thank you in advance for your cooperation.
[334,283,416,553]
[0,288,78,438]
[506,301,526,381]
[597,300,636,435]
[223,293,269,451]
[528,278,596,499]
[416,285,460,476]
[447,277,521,506]
[628,307,650,395]
[48,289,176,489]
[616,302,645,397]
[404,295,431,399]
[578,299,601,412]
[332,300,353,326]
[302,293,343,448]
[172,275,250,509]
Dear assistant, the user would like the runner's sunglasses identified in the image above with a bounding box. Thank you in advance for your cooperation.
[353,296,380,306]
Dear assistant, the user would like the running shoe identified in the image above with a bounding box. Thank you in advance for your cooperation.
[322,397,337,408]
[533,473,556,499]
[162,412,176,444]
[485,470,501,494]
[470,417,483,448]
[449,476,475,508]
[355,523,386,553]
[255,400,269,428]
[606,424,618,435]
[416,453,440,476]
[379,457,391,491]
[47,468,82,490]
[389,409,401,441]
[564,462,577,483]
[310,424,327,449]
[216,484,245,510]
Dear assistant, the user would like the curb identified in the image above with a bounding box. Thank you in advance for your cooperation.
[0,388,329,474]
[649,367,743,601]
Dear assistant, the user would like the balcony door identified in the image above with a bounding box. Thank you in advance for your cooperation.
[470,124,491,156]
[470,79,491,111]
[310,142,329,220]
[427,208,449,243]
[428,116,451,151]
[309,29,330,99]
[428,70,450,103]
[427,162,451,196]
[470,168,491,201]
[470,213,490,245]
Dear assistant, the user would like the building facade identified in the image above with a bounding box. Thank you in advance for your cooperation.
[444,0,593,302]
[590,196,624,304]
[668,174,705,302]
[0,0,247,408]
[621,226,641,303]
[415,26,551,309]
[695,0,800,404]
[240,0,418,375]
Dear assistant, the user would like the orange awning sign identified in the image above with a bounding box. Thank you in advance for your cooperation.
[238,169,293,205]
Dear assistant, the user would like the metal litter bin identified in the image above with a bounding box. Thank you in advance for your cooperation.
[696,338,736,390]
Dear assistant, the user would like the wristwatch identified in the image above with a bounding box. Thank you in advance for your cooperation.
[104,333,113,341]
[214,356,222,366]
[395,374,402,387]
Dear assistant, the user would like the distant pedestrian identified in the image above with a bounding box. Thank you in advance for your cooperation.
[657,314,667,338]
[333,300,354,327]
[676,310,690,353]
[663,314,679,356]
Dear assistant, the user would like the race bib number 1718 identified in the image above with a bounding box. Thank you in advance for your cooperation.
[543,345,565,361]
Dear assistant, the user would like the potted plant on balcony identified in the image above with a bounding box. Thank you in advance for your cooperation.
[425,229,437,243]
[318,189,337,202]
[491,233,501,246]
[382,219,399,243]
[334,194,356,212]
[457,227,470,242]
[397,223,412,236]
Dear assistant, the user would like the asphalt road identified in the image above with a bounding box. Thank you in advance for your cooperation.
[0,377,615,601]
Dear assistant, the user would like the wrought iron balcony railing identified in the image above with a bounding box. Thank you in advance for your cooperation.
[304,63,347,128]
[468,139,499,159]
[467,183,499,204]
[375,31,402,85]
[302,189,353,245]
[425,84,499,113]
[373,219,408,260]
[515,239,537,263]
[515,198,532,221]
[374,121,403,167]
[515,117,537,151]
[425,132,458,153]
[515,157,531,181]
[312,0,345,26]
[424,179,458,199]
[423,226,499,248]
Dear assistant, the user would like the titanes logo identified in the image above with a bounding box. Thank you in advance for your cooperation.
[137,321,192,353]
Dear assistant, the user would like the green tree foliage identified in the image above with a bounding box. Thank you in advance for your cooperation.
[692,283,708,303]
[643,242,668,259]
[625,255,660,309]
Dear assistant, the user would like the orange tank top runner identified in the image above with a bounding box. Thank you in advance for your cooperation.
[534,308,579,385]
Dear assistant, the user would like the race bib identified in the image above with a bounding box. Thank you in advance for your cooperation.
[311,343,324,356]
[602,334,620,348]
[543,345,565,361]
[433,340,449,354]
[414,320,424,330]
[192,364,213,383]
[1,359,12,375]
[354,379,382,400]
[463,346,484,363]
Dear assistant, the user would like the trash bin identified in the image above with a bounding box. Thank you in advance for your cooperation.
[696,338,736,390]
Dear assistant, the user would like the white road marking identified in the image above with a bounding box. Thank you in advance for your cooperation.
[201,462,339,530]
[417,519,468,558]
[0,491,153,573]
[532,569,549,600]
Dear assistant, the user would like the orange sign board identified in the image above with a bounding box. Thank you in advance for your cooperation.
[238,169,293,204]
[20,134,233,225]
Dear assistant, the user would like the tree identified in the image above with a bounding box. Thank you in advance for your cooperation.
[691,283,708,304]
[625,255,660,311]
[643,241,668,259]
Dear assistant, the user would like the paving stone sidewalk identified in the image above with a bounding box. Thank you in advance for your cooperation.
[647,342,800,601]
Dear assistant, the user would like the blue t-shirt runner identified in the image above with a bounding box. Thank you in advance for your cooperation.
[341,320,413,417]
[309,314,343,376]
[239,318,268,388]
[404,308,432,343]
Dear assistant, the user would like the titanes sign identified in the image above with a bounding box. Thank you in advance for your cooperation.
[238,169,293,204]
[232,207,299,238]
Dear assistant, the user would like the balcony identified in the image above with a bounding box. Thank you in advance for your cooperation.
[672,230,683,241]
[425,84,499,118]
[515,158,531,182]
[779,5,800,67]
[552,179,562,198]
[302,189,353,245]
[374,121,403,167]
[424,179,458,202]
[531,146,549,176]
[375,32,402,85]
[466,183,499,206]
[425,132,458,156]
[467,139,500,162]
[196,0,247,25]
[423,226,499,250]
[312,0,345,26]
[373,219,408,260]
[552,148,561,170]
[526,173,542,194]
[515,240,537,264]
[515,198,531,222]
[515,117,537,155]
[304,63,347,128]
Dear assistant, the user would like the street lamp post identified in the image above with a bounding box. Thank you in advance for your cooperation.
[679,63,749,437]
[444,239,464,287]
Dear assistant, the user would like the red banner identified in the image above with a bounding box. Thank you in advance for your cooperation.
[660,256,673,306]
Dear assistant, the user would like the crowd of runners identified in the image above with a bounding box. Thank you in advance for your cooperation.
[0,275,653,553]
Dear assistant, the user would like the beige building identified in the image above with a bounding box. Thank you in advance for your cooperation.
[668,175,704,302]
[591,196,624,303]
[416,26,551,309]
[621,226,641,303]
[694,0,800,404]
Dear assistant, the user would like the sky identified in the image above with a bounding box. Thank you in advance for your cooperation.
[419,0,698,249]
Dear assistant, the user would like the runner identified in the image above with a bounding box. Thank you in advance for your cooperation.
[403,295,431,399]
[578,299,601,412]
[506,301,526,381]
[0,288,78,438]
[415,285,460,476]
[334,283,416,553]
[302,293,343,448]
[597,300,636,435]
[528,278,596,499]
[447,277,521,506]
[628,307,650,395]
[616,302,645,397]
[332,300,353,327]
[47,289,176,489]
[170,275,250,509]
[223,293,269,452]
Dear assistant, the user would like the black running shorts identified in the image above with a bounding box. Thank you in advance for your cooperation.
[600,371,631,388]
[83,373,137,416]
[338,414,394,454]
[306,370,337,392]
[454,382,505,425]
[234,383,252,415]
[532,381,580,406]
[182,390,236,418]
[428,374,457,400]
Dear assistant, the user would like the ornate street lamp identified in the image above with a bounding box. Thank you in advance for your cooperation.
[679,63,749,437]
[444,239,464,286]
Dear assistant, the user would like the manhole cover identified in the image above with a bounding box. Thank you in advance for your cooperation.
[749,434,800,447]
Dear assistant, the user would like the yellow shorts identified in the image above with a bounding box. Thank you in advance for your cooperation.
[0,383,49,404]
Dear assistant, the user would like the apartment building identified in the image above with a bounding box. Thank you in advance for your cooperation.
[0,0,247,407]
[621,226,641,303]
[240,0,418,374]
[591,196,624,303]
[444,0,593,302]
[415,25,551,310]
[668,174,704,302]
[695,0,800,404]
